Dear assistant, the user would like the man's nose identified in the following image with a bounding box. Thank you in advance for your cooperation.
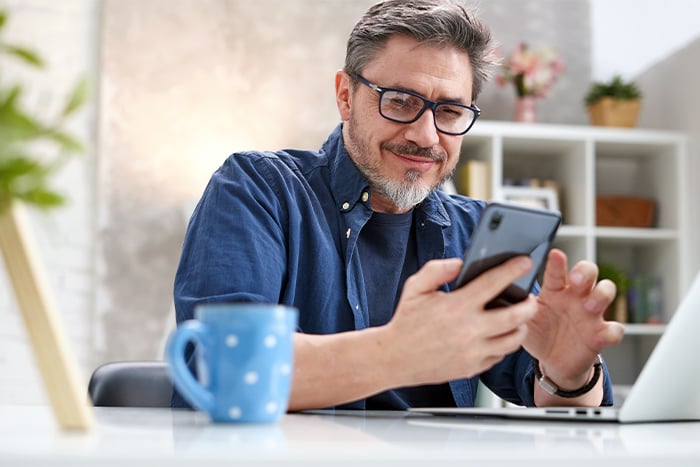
[403,108,440,149]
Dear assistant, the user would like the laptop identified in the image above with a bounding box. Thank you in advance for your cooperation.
[410,269,700,423]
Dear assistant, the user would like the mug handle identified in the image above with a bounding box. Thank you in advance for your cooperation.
[165,321,214,413]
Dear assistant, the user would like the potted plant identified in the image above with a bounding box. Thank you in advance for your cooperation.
[0,9,93,429]
[584,75,642,128]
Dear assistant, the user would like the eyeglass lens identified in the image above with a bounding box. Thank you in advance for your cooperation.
[380,90,476,135]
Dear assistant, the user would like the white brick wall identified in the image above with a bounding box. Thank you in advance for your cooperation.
[0,0,100,404]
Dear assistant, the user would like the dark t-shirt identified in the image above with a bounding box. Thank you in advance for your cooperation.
[358,210,454,409]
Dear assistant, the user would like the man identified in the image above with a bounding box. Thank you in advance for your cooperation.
[173,0,624,410]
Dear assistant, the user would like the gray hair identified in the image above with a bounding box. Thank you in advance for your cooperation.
[345,0,496,101]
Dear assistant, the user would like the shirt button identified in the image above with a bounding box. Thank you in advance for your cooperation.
[361,192,369,202]
[342,202,350,210]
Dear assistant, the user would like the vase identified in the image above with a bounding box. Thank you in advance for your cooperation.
[514,96,537,123]
[587,97,641,128]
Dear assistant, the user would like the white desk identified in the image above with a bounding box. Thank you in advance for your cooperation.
[2,405,700,466]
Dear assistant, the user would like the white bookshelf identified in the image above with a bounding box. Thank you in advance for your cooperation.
[459,121,689,387]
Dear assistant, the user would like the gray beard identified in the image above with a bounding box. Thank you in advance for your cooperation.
[367,169,434,212]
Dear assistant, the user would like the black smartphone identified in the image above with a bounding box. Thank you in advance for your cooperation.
[454,202,561,308]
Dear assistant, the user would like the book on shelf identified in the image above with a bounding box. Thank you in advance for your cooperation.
[457,159,490,200]
[597,266,665,325]
[627,274,664,324]
[499,178,563,218]
[608,295,629,323]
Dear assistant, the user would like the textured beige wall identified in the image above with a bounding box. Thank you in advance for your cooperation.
[96,0,377,364]
[96,0,592,366]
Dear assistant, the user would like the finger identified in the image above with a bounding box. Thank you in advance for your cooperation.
[482,295,538,338]
[582,278,617,315]
[453,256,534,307]
[540,248,568,292]
[590,321,625,350]
[597,321,625,347]
[568,260,600,295]
[402,258,463,298]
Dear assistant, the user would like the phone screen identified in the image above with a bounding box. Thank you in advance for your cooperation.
[454,202,561,308]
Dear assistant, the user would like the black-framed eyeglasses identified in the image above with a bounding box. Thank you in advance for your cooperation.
[349,72,480,136]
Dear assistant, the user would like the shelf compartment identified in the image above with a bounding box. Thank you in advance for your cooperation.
[594,140,681,230]
[501,137,587,226]
[602,334,660,386]
[596,238,679,324]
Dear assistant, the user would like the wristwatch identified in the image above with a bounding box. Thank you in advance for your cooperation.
[533,354,603,398]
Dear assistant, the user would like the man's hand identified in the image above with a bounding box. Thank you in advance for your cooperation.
[524,248,625,405]
[384,256,539,387]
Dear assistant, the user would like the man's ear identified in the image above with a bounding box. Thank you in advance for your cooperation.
[335,70,352,121]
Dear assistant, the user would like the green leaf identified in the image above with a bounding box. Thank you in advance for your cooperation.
[48,130,84,153]
[0,156,44,178]
[0,11,7,31]
[18,187,65,207]
[0,84,22,111]
[0,44,44,67]
[0,107,46,143]
[61,77,89,117]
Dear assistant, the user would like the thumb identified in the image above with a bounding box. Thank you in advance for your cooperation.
[403,258,463,298]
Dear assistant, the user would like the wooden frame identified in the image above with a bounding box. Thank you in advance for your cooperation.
[0,202,93,430]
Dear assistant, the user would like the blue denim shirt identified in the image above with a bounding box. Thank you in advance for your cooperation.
[173,124,613,409]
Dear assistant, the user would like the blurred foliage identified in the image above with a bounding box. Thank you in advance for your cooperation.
[584,75,642,107]
[598,262,629,297]
[0,9,89,214]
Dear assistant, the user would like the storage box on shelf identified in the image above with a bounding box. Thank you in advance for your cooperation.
[454,121,688,389]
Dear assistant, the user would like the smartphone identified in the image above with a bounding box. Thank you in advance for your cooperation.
[454,202,561,308]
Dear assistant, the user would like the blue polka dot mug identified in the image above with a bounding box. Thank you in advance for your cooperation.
[166,303,298,423]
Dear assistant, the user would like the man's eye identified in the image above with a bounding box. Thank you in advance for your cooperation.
[438,105,465,120]
[384,92,421,112]
[390,96,415,108]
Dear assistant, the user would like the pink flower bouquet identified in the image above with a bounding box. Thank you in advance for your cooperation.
[496,43,565,98]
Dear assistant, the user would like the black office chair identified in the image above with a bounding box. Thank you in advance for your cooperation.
[88,360,173,407]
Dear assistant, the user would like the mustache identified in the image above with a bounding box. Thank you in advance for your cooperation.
[381,142,447,163]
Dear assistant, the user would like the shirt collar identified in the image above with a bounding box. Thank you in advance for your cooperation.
[323,124,371,213]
